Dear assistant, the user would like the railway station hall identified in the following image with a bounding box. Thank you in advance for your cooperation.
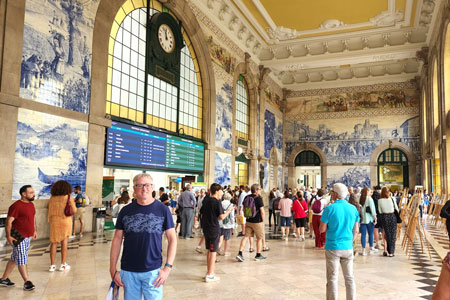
[1,0,450,299]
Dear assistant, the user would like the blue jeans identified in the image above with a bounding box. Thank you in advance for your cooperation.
[121,269,162,300]
[360,222,374,249]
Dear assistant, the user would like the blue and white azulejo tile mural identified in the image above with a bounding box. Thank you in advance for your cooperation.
[214,151,232,187]
[215,79,233,150]
[285,115,420,164]
[326,166,370,190]
[12,108,88,200]
[20,0,100,114]
[264,110,283,161]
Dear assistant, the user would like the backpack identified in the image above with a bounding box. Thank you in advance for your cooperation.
[273,197,281,210]
[312,199,323,214]
[222,204,233,225]
[82,192,90,207]
[243,195,258,218]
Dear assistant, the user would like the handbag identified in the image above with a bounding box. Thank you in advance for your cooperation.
[10,228,25,246]
[64,195,74,217]
[391,198,402,224]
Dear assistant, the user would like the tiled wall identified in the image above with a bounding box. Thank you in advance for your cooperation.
[13,108,88,200]
[20,0,100,113]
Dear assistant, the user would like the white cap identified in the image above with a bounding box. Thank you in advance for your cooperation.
[333,183,348,199]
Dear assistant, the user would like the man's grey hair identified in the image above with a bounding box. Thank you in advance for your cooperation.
[185,183,192,190]
[133,173,153,185]
[333,183,348,199]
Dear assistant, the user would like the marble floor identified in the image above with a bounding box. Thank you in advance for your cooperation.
[0,219,448,300]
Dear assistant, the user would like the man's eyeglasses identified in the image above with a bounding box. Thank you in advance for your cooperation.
[135,184,153,189]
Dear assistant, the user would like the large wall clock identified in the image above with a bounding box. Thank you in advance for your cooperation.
[148,12,184,87]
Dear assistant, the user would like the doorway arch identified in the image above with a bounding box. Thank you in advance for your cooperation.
[294,151,321,188]
[369,141,416,189]
[288,144,327,189]
[377,148,409,191]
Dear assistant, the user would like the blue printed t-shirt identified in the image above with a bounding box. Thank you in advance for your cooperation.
[75,194,83,208]
[320,199,360,251]
[115,200,174,272]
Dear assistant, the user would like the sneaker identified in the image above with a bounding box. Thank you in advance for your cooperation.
[23,281,35,291]
[237,232,244,237]
[248,248,254,253]
[224,252,231,256]
[79,234,83,238]
[285,237,289,241]
[205,274,220,283]
[254,255,267,261]
[370,248,379,254]
[49,265,56,272]
[217,250,224,256]
[59,263,71,271]
[69,235,76,240]
[293,233,297,238]
[359,251,367,256]
[0,278,15,287]
[195,247,203,254]
[236,254,244,262]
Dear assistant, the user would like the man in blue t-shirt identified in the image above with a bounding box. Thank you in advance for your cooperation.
[110,173,177,300]
[320,183,359,300]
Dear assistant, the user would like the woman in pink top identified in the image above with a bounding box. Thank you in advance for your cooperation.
[292,191,308,241]
[279,191,293,241]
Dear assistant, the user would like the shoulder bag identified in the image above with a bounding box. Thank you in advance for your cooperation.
[64,195,74,217]
[391,198,401,223]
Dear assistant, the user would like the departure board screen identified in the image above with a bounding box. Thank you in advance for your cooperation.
[105,121,204,172]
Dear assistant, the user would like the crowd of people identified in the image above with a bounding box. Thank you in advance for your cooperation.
[1,175,449,300]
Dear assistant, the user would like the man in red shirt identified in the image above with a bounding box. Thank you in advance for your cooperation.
[0,185,37,291]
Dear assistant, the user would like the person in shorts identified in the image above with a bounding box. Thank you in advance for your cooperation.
[279,190,293,241]
[0,185,37,291]
[200,183,234,282]
[72,185,85,238]
[236,184,266,262]
[218,192,235,256]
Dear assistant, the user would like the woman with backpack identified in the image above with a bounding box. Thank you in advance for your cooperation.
[279,190,293,241]
[292,191,308,241]
[359,187,378,256]
[311,189,328,248]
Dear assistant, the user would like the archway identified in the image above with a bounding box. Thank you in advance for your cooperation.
[294,150,321,189]
[377,148,408,192]
[369,140,416,190]
[287,143,328,189]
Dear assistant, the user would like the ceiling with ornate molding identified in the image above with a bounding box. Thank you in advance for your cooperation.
[192,0,439,91]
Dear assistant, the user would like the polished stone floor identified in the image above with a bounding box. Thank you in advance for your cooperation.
[0,217,448,300]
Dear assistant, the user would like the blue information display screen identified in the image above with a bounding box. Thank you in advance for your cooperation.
[105,121,204,172]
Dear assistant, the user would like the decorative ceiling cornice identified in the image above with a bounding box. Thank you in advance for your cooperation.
[287,80,418,98]
[190,0,441,91]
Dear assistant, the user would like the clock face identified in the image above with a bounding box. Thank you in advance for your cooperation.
[158,24,175,53]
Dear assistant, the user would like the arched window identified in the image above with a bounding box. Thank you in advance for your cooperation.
[235,75,249,140]
[432,58,439,130]
[422,89,427,145]
[295,150,321,166]
[445,24,450,112]
[106,0,203,139]
[377,148,409,189]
